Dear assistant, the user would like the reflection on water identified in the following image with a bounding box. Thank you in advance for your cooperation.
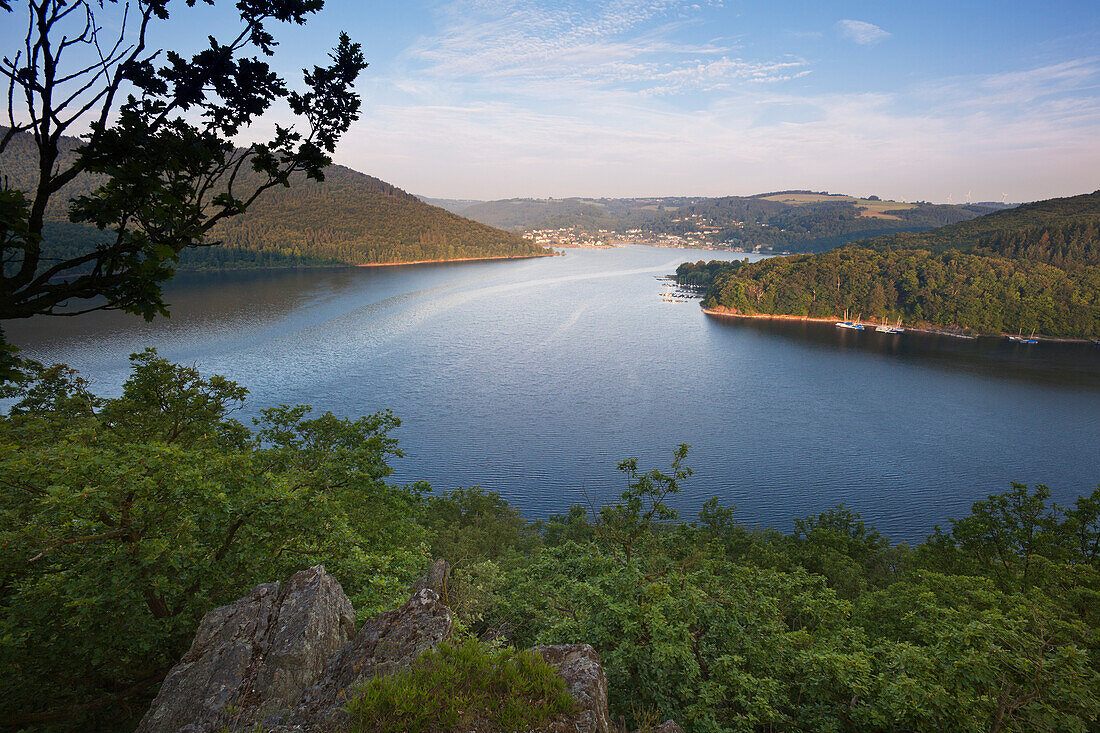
[8,247,1100,543]
[712,316,1100,390]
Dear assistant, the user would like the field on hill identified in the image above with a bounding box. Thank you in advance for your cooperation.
[758,192,917,219]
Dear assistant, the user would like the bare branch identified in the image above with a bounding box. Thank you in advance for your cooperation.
[28,527,129,562]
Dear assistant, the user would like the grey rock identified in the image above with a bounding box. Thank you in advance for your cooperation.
[535,644,611,733]
[140,562,620,733]
[138,566,355,733]
[645,722,685,733]
[410,557,451,596]
[288,586,453,730]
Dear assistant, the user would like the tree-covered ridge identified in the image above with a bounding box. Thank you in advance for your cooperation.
[459,192,994,253]
[0,128,550,268]
[858,190,1100,257]
[0,127,105,222]
[208,164,550,264]
[2,354,1098,731]
[678,191,1100,339]
[644,196,990,253]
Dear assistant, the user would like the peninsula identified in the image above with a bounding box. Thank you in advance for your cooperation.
[676,191,1100,341]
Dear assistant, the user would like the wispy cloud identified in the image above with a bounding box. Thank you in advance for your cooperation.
[333,1,1099,203]
[401,0,799,95]
[836,19,891,46]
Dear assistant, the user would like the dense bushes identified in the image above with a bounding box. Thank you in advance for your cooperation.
[0,352,430,730]
[1,356,1098,730]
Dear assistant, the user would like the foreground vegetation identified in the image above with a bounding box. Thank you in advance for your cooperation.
[676,191,1100,338]
[1,354,1098,731]
[345,640,575,733]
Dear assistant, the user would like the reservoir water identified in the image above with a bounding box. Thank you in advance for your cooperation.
[8,245,1100,542]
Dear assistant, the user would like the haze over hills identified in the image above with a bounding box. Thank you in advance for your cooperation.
[0,129,550,269]
[444,192,1006,253]
[677,190,1100,339]
[417,197,486,215]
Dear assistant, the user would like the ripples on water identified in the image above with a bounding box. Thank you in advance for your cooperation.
[9,246,1100,543]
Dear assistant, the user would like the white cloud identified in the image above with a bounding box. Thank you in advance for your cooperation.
[836,19,891,46]
[329,1,1098,203]
[400,0,801,95]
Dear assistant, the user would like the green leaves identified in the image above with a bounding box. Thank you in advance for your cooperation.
[0,352,426,727]
[598,444,691,565]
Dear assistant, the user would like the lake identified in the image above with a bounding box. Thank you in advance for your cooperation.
[8,245,1100,542]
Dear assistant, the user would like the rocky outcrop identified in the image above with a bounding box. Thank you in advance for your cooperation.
[139,565,452,733]
[286,587,454,730]
[410,557,451,597]
[536,645,611,733]
[138,562,669,733]
[137,566,356,733]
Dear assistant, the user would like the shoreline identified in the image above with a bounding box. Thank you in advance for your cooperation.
[356,253,558,268]
[700,306,1096,344]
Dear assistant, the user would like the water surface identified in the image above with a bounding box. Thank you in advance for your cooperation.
[9,246,1100,542]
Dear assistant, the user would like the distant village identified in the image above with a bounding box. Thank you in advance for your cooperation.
[522,214,778,253]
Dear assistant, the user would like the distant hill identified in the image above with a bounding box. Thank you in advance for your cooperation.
[678,190,1100,339]
[0,129,550,268]
[207,166,547,266]
[459,196,695,231]
[458,193,998,253]
[416,197,485,215]
[858,190,1100,268]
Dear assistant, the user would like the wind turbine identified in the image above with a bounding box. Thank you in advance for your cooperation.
[947,193,953,204]
[965,190,972,205]
[1001,192,1008,205]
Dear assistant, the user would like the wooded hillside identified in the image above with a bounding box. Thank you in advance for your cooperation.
[0,129,550,268]
[677,191,1100,338]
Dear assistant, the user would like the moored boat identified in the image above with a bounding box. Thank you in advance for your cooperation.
[876,318,904,334]
[836,311,865,330]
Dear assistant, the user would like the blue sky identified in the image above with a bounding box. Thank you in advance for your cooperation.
[5,0,1099,201]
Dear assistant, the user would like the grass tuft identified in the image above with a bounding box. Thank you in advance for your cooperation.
[345,638,575,732]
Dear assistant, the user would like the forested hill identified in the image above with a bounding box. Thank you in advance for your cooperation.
[677,191,1100,339]
[459,192,997,253]
[207,164,549,266]
[859,189,1100,269]
[0,129,550,268]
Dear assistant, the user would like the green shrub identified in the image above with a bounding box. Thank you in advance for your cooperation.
[345,639,575,732]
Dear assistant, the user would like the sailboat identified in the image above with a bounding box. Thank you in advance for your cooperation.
[835,309,861,330]
[1007,330,1038,345]
[876,317,903,335]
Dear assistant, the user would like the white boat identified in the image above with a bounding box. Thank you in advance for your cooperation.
[835,310,864,330]
[876,318,904,334]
